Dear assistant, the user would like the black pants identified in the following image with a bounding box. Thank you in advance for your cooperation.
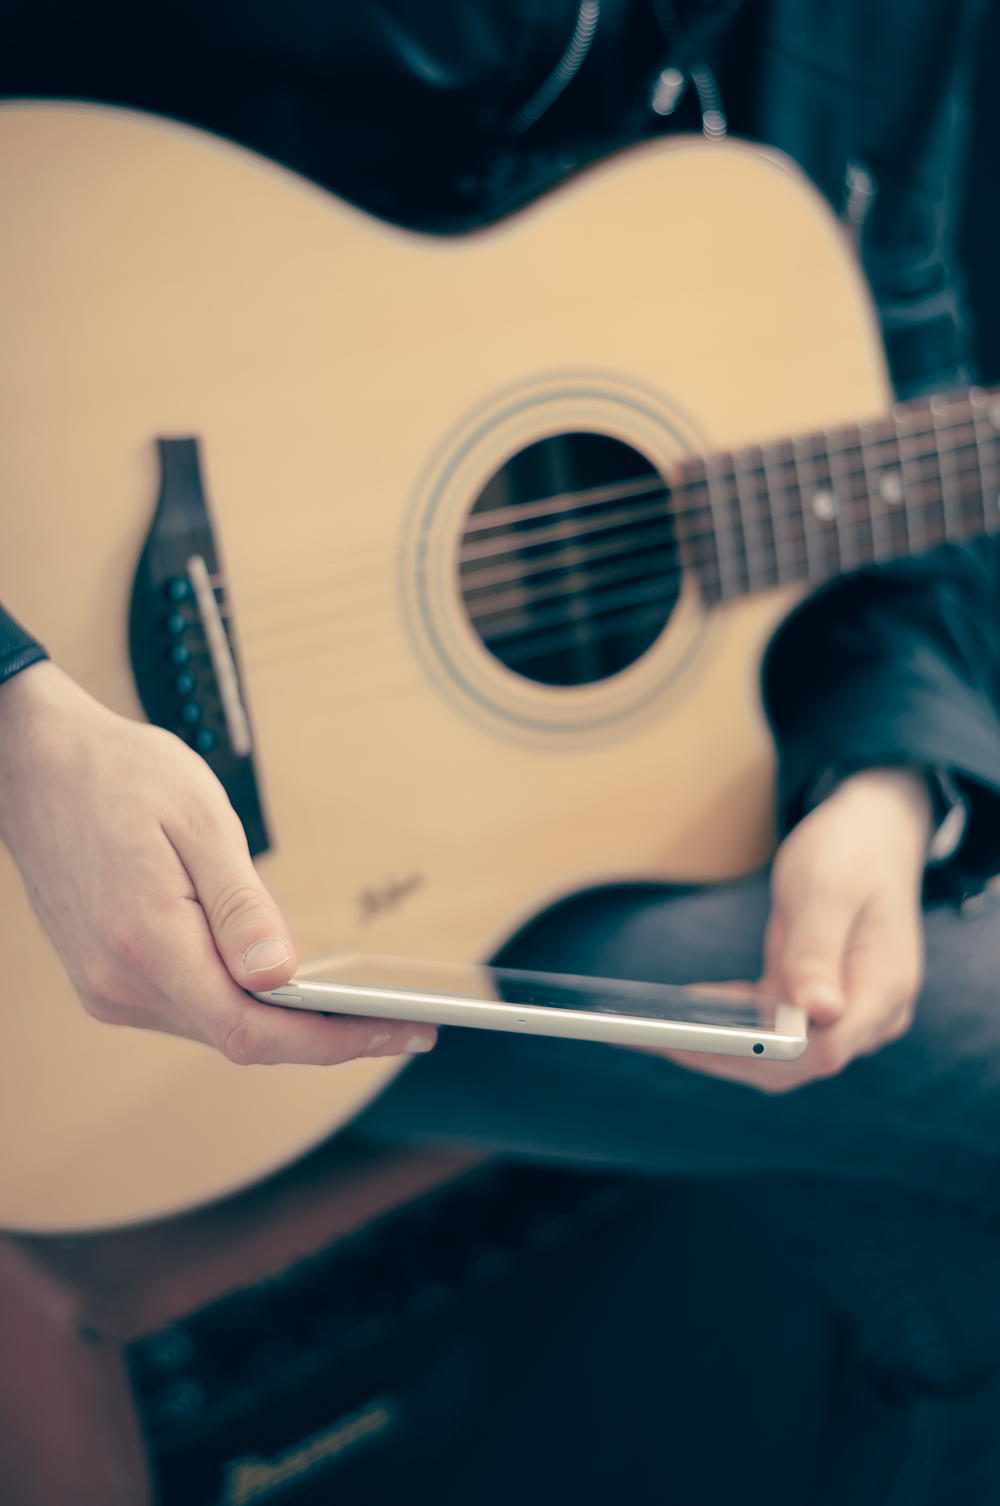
[356,873,1000,1503]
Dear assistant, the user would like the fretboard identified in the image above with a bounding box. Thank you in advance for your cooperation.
[676,385,1000,604]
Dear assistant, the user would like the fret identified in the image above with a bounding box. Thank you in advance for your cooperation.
[732,447,776,593]
[827,424,872,575]
[923,396,947,549]
[952,403,986,544]
[859,419,897,564]
[674,384,1000,609]
[930,392,964,544]
[675,462,721,602]
[893,401,930,559]
[971,387,1000,535]
[792,434,839,585]
[730,453,755,590]
[754,450,789,589]
[753,446,785,588]
[705,453,748,600]
[968,389,989,537]
[761,440,806,584]
[823,437,850,578]
[853,427,882,567]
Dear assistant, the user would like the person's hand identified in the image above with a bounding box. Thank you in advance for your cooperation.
[662,767,932,1093]
[0,661,436,1065]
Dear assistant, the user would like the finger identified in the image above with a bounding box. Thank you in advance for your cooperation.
[764,879,857,1025]
[210,996,439,1068]
[658,1045,817,1095]
[164,795,298,992]
[139,895,439,1064]
[655,954,907,1094]
[805,931,921,1074]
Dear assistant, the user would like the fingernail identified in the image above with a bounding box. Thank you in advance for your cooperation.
[405,1034,434,1053]
[366,1030,393,1052]
[799,982,841,1011]
[243,937,293,974]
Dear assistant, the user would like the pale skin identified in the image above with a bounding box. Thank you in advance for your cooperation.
[661,765,931,1092]
[0,660,931,1088]
[0,661,437,1066]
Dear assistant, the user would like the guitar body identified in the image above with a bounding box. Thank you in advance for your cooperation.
[0,104,889,1230]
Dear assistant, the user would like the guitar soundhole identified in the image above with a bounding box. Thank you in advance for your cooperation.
[460,433,679,687]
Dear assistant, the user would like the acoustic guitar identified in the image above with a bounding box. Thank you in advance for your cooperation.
[1,103,996,1233]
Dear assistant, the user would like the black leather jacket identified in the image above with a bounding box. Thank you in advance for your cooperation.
[3,0,1000,889]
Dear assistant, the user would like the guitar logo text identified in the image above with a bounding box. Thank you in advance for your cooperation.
[357,872,425,924]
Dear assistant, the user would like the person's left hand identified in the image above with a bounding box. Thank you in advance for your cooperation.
[659,767,932,1093]
[0,661,438,1065]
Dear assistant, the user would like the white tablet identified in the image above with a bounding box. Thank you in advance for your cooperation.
[254,954,808,1060]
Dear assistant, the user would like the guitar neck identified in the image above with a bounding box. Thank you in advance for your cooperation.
[678,385,1000,603]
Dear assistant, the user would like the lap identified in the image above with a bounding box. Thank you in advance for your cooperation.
[355,873,1000,1211]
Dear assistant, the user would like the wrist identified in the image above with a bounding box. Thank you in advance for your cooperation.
[806,763,972,867]
[821,767,933,856]
[0,662,89,835]
[0,657,56,757]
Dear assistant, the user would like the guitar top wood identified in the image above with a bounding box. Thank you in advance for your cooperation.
[0,102,889,1231]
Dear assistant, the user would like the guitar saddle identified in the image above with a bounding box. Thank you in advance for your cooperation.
[129,437,270,856]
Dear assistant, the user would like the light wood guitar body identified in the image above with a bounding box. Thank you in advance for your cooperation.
[0,104,889,1231]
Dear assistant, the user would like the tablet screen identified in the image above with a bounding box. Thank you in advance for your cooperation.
[491,968,776,1030]
[302,954,784,1034]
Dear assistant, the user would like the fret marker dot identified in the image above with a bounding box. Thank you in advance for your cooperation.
[989,400,1000,429]
[811,489,839,522]
[879,472,904,505]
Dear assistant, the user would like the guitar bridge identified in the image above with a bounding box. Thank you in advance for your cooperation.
[129,438,270,856]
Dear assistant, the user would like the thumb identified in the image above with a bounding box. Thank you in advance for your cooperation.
[764,886,853,1026]
[173,806,298,992]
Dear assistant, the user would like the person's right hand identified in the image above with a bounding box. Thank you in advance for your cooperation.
[0,660,436,1065]
[659,766,931,1092]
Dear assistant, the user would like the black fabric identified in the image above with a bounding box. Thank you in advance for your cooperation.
[764,537,1000,898]
[724,0,984,398]
[359,874,1000,1496]
[0,603,47,687]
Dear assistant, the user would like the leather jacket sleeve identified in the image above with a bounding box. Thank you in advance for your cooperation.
[763,535,1000,895]
[0,604,47,687]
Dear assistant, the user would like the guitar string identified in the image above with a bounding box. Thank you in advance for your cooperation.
[233,483,996,670]
[227,404,999,618]
[230,389,994,585]
[173,395,997,681]
[242,590,698,681]
[232,461,991,653]
[230,436,997,652]
[234,466,995,684]
[236,504,986,685]
[460,472,667,534]
[459,515,678,593]
[234,440,994,621]
[462,533,680,620]
[238,458,992,678]
[196,398,1000,693]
